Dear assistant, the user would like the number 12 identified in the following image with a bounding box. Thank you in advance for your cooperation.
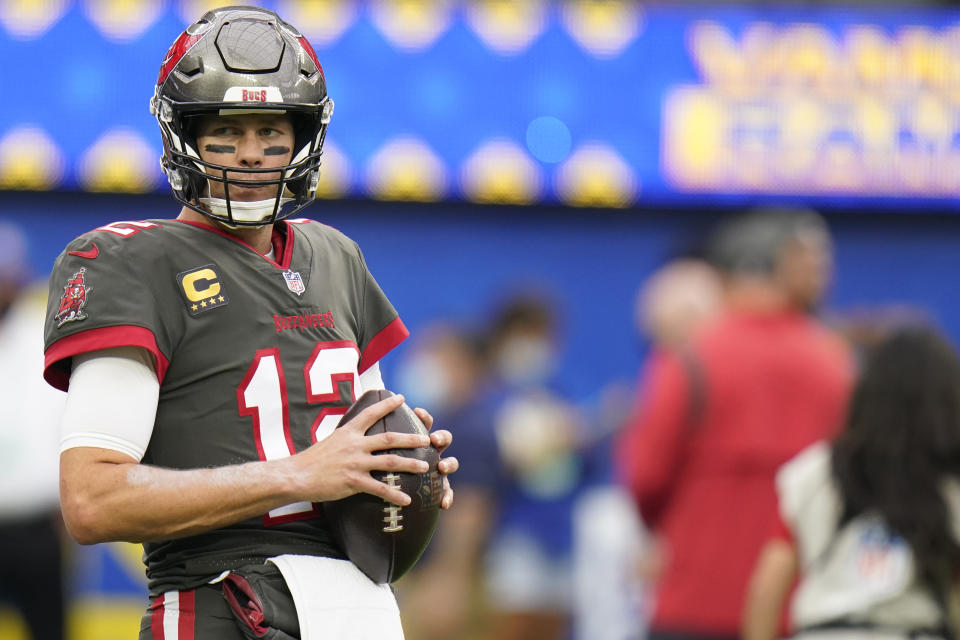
[237,341,361,524]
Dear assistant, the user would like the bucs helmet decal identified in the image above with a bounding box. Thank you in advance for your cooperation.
[149,7,333,227]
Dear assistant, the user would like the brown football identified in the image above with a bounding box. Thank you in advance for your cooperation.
[323,389,442,584]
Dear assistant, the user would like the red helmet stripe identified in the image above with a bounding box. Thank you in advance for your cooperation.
[157,31,203,85]
[298,36,325,81]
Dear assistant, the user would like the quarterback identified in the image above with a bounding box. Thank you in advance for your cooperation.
[43,7,456,639]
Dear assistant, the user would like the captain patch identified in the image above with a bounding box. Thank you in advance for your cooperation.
[178,265,229,316]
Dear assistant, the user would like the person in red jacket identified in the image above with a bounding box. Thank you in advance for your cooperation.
[617,208,855,640]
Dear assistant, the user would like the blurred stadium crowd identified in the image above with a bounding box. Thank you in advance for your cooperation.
[6,1,960,640]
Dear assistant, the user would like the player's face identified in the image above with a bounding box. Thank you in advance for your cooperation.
[195,113,295,202]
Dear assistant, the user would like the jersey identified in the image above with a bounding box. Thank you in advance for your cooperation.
[43,217,409,595]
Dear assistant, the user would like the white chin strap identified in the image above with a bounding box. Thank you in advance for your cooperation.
[198,196,293,225]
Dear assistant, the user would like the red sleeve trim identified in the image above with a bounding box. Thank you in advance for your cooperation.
[358,317,409,374]
[44,325,169,391]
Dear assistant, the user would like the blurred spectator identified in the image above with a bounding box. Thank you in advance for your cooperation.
[396,322,502,640]
[397,294,586,640]
[617,208,855,640]
[0,223,67,639]
[573,256,724,640]
[636,258,724,350]
[482,293,585,640]
[743,326,960,640]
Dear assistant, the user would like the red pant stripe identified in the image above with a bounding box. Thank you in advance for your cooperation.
[150,590,196,639]
[151,595,165,640]
[177,590,196,640]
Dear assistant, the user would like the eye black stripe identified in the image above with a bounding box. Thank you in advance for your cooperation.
[264,146,291,156]
[204,144,235,154]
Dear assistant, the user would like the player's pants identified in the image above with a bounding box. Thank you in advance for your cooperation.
[139,561,300,640]
[138,557,399,639]
[139,584,253,640]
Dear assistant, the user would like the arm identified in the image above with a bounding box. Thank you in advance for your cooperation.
[742,538,798,640]
[615,350,694,525]
[59,352,432,545]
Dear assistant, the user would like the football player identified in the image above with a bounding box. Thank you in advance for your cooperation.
[43,7,457,639]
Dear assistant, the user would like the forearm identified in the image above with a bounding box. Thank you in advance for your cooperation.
[742,592,783,640]
[742,539,797,640]
[60,394,431,545]
[61,448,301,544]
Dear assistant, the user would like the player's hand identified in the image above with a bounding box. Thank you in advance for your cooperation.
[414,407,458,510]
[295,394,430,506]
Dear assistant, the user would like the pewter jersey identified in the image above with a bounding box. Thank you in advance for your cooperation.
[43,218,409,594]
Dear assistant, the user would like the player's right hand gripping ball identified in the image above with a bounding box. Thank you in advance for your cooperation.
[323,389,443,583]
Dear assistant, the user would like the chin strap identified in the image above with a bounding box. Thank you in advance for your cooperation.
[198,196,294,225]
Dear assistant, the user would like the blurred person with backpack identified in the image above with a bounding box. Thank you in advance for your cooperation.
[617,209,855,640]
[744,326,960,640]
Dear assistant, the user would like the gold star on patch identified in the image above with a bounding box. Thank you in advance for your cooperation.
[209,297,217,305]
[191,304,198,311]
[218,295,225,302]
[200,300,207,308]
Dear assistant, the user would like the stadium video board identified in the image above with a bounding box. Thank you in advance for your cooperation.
[1,1,958,210]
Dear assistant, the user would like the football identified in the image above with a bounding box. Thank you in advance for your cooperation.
[323,389,443,584]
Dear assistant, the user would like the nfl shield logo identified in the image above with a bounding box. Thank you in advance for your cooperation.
[283,270,305,296]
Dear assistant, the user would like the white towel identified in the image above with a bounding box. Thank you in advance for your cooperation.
[268,554,404,640]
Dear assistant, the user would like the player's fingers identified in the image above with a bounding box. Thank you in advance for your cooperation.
[359,477,412,506]
[413,407,434,430]
[429,429,452,453]
[344,394,405,433]
[370,453,430,475]
[438,455,458,475]
[366,430,430,452]
[441,476,454,510]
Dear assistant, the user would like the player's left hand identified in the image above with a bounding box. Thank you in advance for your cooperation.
[414,407,457,510]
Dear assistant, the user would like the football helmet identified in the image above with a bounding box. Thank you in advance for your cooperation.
[150,7,333,226]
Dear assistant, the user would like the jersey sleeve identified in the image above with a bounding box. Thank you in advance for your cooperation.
[43,229,171,391]
[352,243,408,373]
